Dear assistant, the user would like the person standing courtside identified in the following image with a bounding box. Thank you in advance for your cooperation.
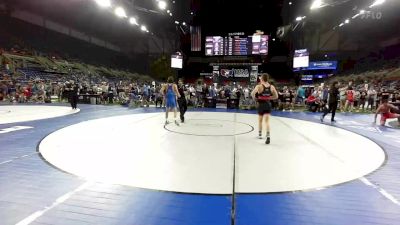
[321,82,339,123]
[177,79,187,123]
[161,76,181,126]
[251,74,279,144]
[66,80,79,110]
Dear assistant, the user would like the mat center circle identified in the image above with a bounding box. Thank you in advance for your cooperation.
[164,119,254,136]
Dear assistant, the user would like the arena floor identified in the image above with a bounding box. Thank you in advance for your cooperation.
[1,104,400,225]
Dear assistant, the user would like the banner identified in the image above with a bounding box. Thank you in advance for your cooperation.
[220,68,250,78]
[301,75,313,81]
[250,66,258,84]
[190,26,202,52]
[308,61,337,70]
[294,61,338,71]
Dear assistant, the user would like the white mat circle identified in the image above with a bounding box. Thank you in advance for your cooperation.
[39,112,385,194]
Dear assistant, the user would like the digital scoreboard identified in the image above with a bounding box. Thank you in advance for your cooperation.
[293,49,310,68]
[205,35,268,56]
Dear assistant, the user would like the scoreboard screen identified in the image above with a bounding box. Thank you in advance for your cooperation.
[205,35,268,56]
[171,54,183,69]
[293,49,310,68]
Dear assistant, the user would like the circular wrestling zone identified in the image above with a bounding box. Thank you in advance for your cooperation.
[39,112,386,194]
[0,105,79,124]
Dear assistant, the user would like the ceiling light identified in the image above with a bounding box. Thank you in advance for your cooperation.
[94,0,111,8]
[360,10,366,14]
[129,17,138,25]
[345,19,350,24]
[310,0,323,10]
[115,7,127,18]
[174,21,179,24]
[141,25,147,31]
[158,1,167,10]
[182,22,186,26]
[370,0,385,8]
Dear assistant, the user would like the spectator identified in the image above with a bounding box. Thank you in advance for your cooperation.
[344,86,356,112]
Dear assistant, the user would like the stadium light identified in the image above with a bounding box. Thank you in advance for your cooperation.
[167,10,170,13]
[310,0,323,10]
[169,12,173,16]
[95,0,111,8]
[370,0,385,8]
[115,7,127,18]
[129,17,138,25]
[141,25,147,32]
[158,1,167,10]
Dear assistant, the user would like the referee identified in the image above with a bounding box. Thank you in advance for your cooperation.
[68,80,79,110]
[177,79,187,123]
[321,82,339,123]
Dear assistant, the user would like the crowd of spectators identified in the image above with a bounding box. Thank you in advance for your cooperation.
[1,39,400,113]
[2,68,400,115]
[0,71,151,106]
[301,81,400,113]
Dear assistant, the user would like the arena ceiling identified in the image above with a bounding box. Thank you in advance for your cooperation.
[283,0,400,43]
[193,0,285,36]
[4,0,189,48]
[4,0,399,55]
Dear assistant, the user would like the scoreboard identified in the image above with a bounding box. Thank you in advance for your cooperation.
[205,35,268,56]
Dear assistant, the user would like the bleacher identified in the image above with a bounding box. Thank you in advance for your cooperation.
[17,68,63,81]
[0,16,148,73]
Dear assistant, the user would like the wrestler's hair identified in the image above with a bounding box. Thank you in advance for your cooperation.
[167,76,174,83]
[260,73,269,82]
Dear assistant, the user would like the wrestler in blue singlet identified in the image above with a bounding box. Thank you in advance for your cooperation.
[166,84,177,109]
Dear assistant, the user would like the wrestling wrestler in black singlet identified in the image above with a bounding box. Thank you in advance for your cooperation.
[257,85,273,116]
[252,74,279,144]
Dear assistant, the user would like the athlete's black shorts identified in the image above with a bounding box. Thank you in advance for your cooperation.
[258,101,272,115]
